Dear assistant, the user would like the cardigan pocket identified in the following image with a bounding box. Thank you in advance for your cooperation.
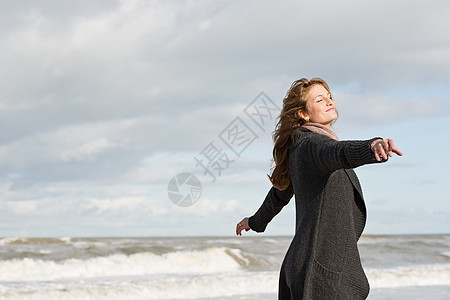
[308,257,342,300]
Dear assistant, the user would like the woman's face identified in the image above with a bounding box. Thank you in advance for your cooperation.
[300,84,337,128]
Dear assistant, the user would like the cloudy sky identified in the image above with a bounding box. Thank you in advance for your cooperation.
[0,0,449,237]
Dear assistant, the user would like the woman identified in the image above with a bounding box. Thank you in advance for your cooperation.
[236,78,402,299]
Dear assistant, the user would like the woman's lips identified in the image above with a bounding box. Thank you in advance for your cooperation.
[326,107,335,112]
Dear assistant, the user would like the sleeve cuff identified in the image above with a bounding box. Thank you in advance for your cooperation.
[346,137,384,167]
[248,214,268,233]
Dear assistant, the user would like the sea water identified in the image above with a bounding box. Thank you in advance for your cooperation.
[0,235,448,299]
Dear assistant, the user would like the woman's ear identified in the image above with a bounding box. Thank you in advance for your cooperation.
[298,110,309,121]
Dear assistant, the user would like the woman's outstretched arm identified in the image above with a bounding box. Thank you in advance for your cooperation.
[298,133,403,175]
[236,182,294,235]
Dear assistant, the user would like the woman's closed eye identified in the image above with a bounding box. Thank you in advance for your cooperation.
[316,96,333,103]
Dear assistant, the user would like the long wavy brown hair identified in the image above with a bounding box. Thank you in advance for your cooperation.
[267,77,333,190]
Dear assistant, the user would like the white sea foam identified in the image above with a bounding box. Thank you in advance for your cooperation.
[0,247,242,281]
[0,264,448,300]
[1,236,449,300]
[71,240,108,249]
[59,237,72,243]
[0,271,278,300]
[0,244,448,287]
[0,237,27,245]
[205,238,245,245]
[367,263,450,288]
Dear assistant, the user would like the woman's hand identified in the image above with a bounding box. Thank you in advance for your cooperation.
[236,217,251,236]
[371,138,403,162]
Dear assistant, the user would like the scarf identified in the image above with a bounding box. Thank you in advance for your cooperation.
[300,122,339,141]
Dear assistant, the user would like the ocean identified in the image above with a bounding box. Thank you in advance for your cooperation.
[0,235,449,299]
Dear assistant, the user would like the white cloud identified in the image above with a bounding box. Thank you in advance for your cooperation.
[60,138,118,162]
[0,119,130,165]
[335,91,450,128]
[175,197,239,216]
[83,196,147,213]
[6,200,39,216]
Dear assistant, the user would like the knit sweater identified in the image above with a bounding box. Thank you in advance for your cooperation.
[248,128,384,300]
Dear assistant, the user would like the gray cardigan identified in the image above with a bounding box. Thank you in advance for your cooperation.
[248,128,384,300]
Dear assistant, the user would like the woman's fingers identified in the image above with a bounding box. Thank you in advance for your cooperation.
[380,143,388,160]
[236,218,250,236]
[392,146,403,156]
[372,139,386,161]
[375,142,388,161]
[387,139,394,157]
[372,143,380,161]
[372,138,403,161]
[386,140,393,157]
[374,150,381,162]
[387,139,403,156]
[236,222,243,235]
